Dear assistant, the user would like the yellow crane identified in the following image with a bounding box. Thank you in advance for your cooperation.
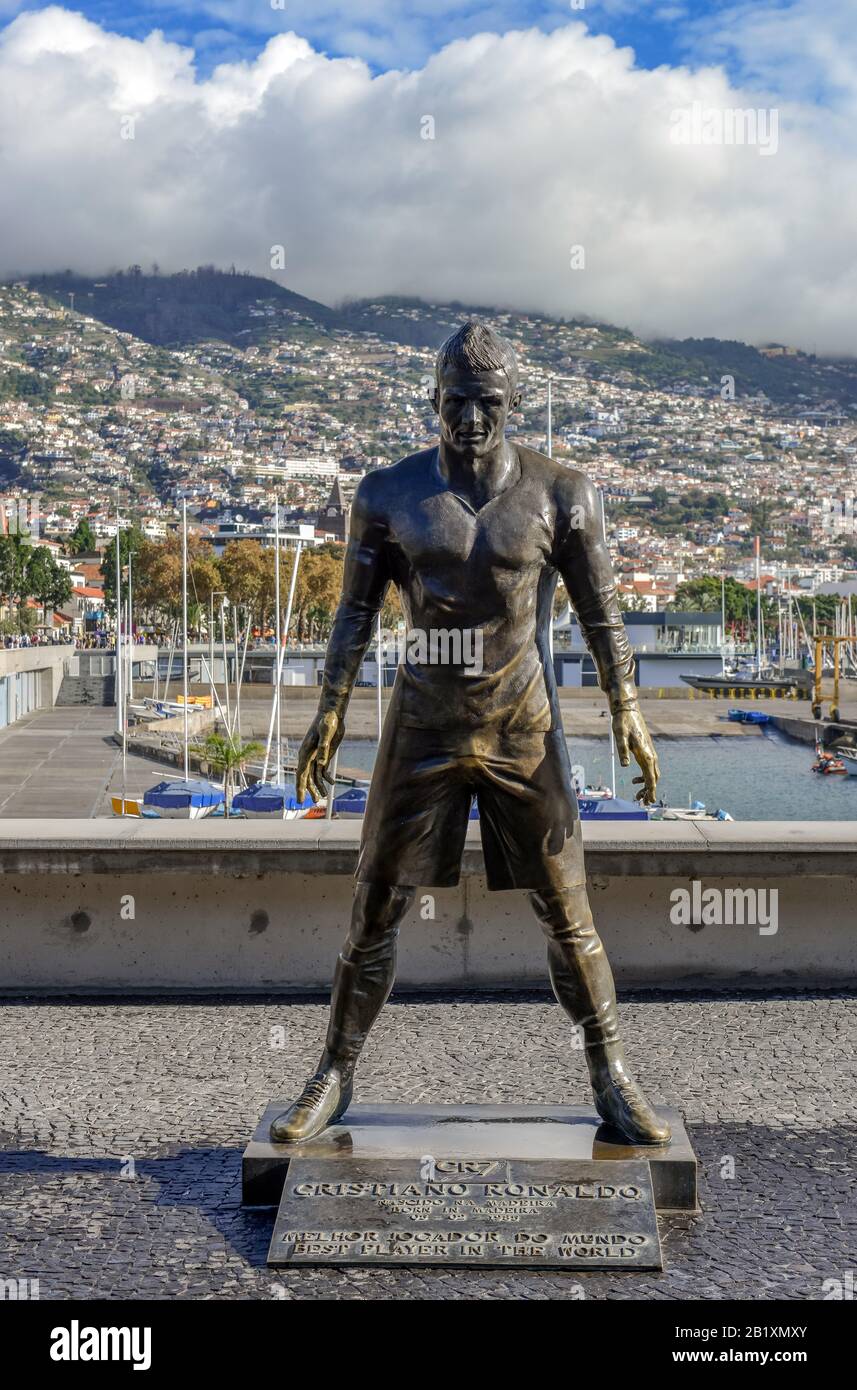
[812,635,857,722]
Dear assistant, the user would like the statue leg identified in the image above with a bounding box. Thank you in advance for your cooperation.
[528,885,671,1145]
[270,881,414,1142]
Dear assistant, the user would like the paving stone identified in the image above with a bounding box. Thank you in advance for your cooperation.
[0,991,854,1300]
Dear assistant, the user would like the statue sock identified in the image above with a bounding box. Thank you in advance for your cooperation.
[528,884,629,1091]
[320,881,415,1085]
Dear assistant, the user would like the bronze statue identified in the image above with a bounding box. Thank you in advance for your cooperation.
[271,322,670,1147]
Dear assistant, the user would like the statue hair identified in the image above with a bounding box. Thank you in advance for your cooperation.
[435,321,519,392]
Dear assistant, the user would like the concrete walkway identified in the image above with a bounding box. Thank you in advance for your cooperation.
[0,707,166,819]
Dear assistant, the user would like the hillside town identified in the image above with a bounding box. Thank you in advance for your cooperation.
[3,278,857,640]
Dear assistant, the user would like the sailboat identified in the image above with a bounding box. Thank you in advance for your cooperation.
[232,506,312,820]
[143,500,225,819]
[232,780,315,818]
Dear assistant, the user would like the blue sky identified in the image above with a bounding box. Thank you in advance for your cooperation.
[1,0,854,348]
[0,1,801,84]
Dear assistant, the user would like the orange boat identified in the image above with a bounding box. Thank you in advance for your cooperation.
[812,748,847,775]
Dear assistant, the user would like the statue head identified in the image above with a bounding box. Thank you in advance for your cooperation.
[431,321,522,458]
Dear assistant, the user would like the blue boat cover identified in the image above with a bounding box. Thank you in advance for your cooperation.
[321,789,648,820]
[470,794,647,821]
[577,795,649,820]
[143,779,225,810]
[333,787,369,815]
[728,708,772,724]
[232,781,314,814]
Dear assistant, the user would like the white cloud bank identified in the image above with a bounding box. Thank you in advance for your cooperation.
[1,7,855,352]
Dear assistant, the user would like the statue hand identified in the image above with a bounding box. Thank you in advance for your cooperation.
[297,709,344,804]
[612,705,659,804]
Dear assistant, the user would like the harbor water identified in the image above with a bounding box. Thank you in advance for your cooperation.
[331,729,857,821]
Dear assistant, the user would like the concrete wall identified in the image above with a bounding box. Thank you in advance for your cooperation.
[0,645,73,708]
[0,820,854,993]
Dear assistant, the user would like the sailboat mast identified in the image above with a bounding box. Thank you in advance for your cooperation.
[274,500,282,780]
[126,547,133,731]
[262,540,302,783]
[120,544,127,808]
[182,499,189,781]
[114,500,122,736]
[721,573,726,676]
[755,536,763,677]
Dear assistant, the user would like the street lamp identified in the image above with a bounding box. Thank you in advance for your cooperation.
[125,548,138,709]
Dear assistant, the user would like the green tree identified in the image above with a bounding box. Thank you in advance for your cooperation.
[293,548,344,640]
[133,533,221,633]
[67,517,96,555]
[0,605,37,637]
[219,540,269,624]
[101,526,146,617]
[0,428,28,461]
[192,733,263,806]
[672,576,754,624]
[24,547,73,626]
[0,534,27,606]
[619,591,650,612]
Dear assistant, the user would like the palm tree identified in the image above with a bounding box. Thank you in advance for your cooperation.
[192,733,263,808]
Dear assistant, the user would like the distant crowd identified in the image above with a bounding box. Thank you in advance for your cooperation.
[2,632,69,649]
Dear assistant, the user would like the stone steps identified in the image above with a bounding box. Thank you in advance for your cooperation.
[55,675,116,707]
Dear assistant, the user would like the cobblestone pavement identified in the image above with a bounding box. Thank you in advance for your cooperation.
[0,991,854,1301]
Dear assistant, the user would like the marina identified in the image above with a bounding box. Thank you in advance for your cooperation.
[2,700,856,822]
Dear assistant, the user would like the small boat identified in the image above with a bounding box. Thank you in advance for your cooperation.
[811,749,847,776]
[316,786,653,822]
[727,709,772,725]
[682,670,806,696]
[231,780,315,819]
[577,794,649,820]
[110,796,160,819]
[651,800,734,822]
[140,697,189,717]
[467,794,649,822]
[836,748,857,777]
[142,778,226,818]
[332,787,369,818]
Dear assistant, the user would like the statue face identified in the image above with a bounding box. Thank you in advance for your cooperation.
[433,366,519,458]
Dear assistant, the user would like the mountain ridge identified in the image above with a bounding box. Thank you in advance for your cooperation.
[8,268,857,408]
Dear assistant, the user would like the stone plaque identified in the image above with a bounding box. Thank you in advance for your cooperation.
[267,1157,662,1269]
[244,1102,697,1212]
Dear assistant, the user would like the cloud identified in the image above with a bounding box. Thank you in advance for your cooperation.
[679,0,857,110]
[1,6,855,353]
[140,0,580,71]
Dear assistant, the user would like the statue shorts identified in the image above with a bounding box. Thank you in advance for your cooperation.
[355,714,585,893]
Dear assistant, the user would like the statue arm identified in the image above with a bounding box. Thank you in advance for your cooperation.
[317,478,391,720]
[554,476,659,802]
[553,476,637,713]
[297,477,391,802]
